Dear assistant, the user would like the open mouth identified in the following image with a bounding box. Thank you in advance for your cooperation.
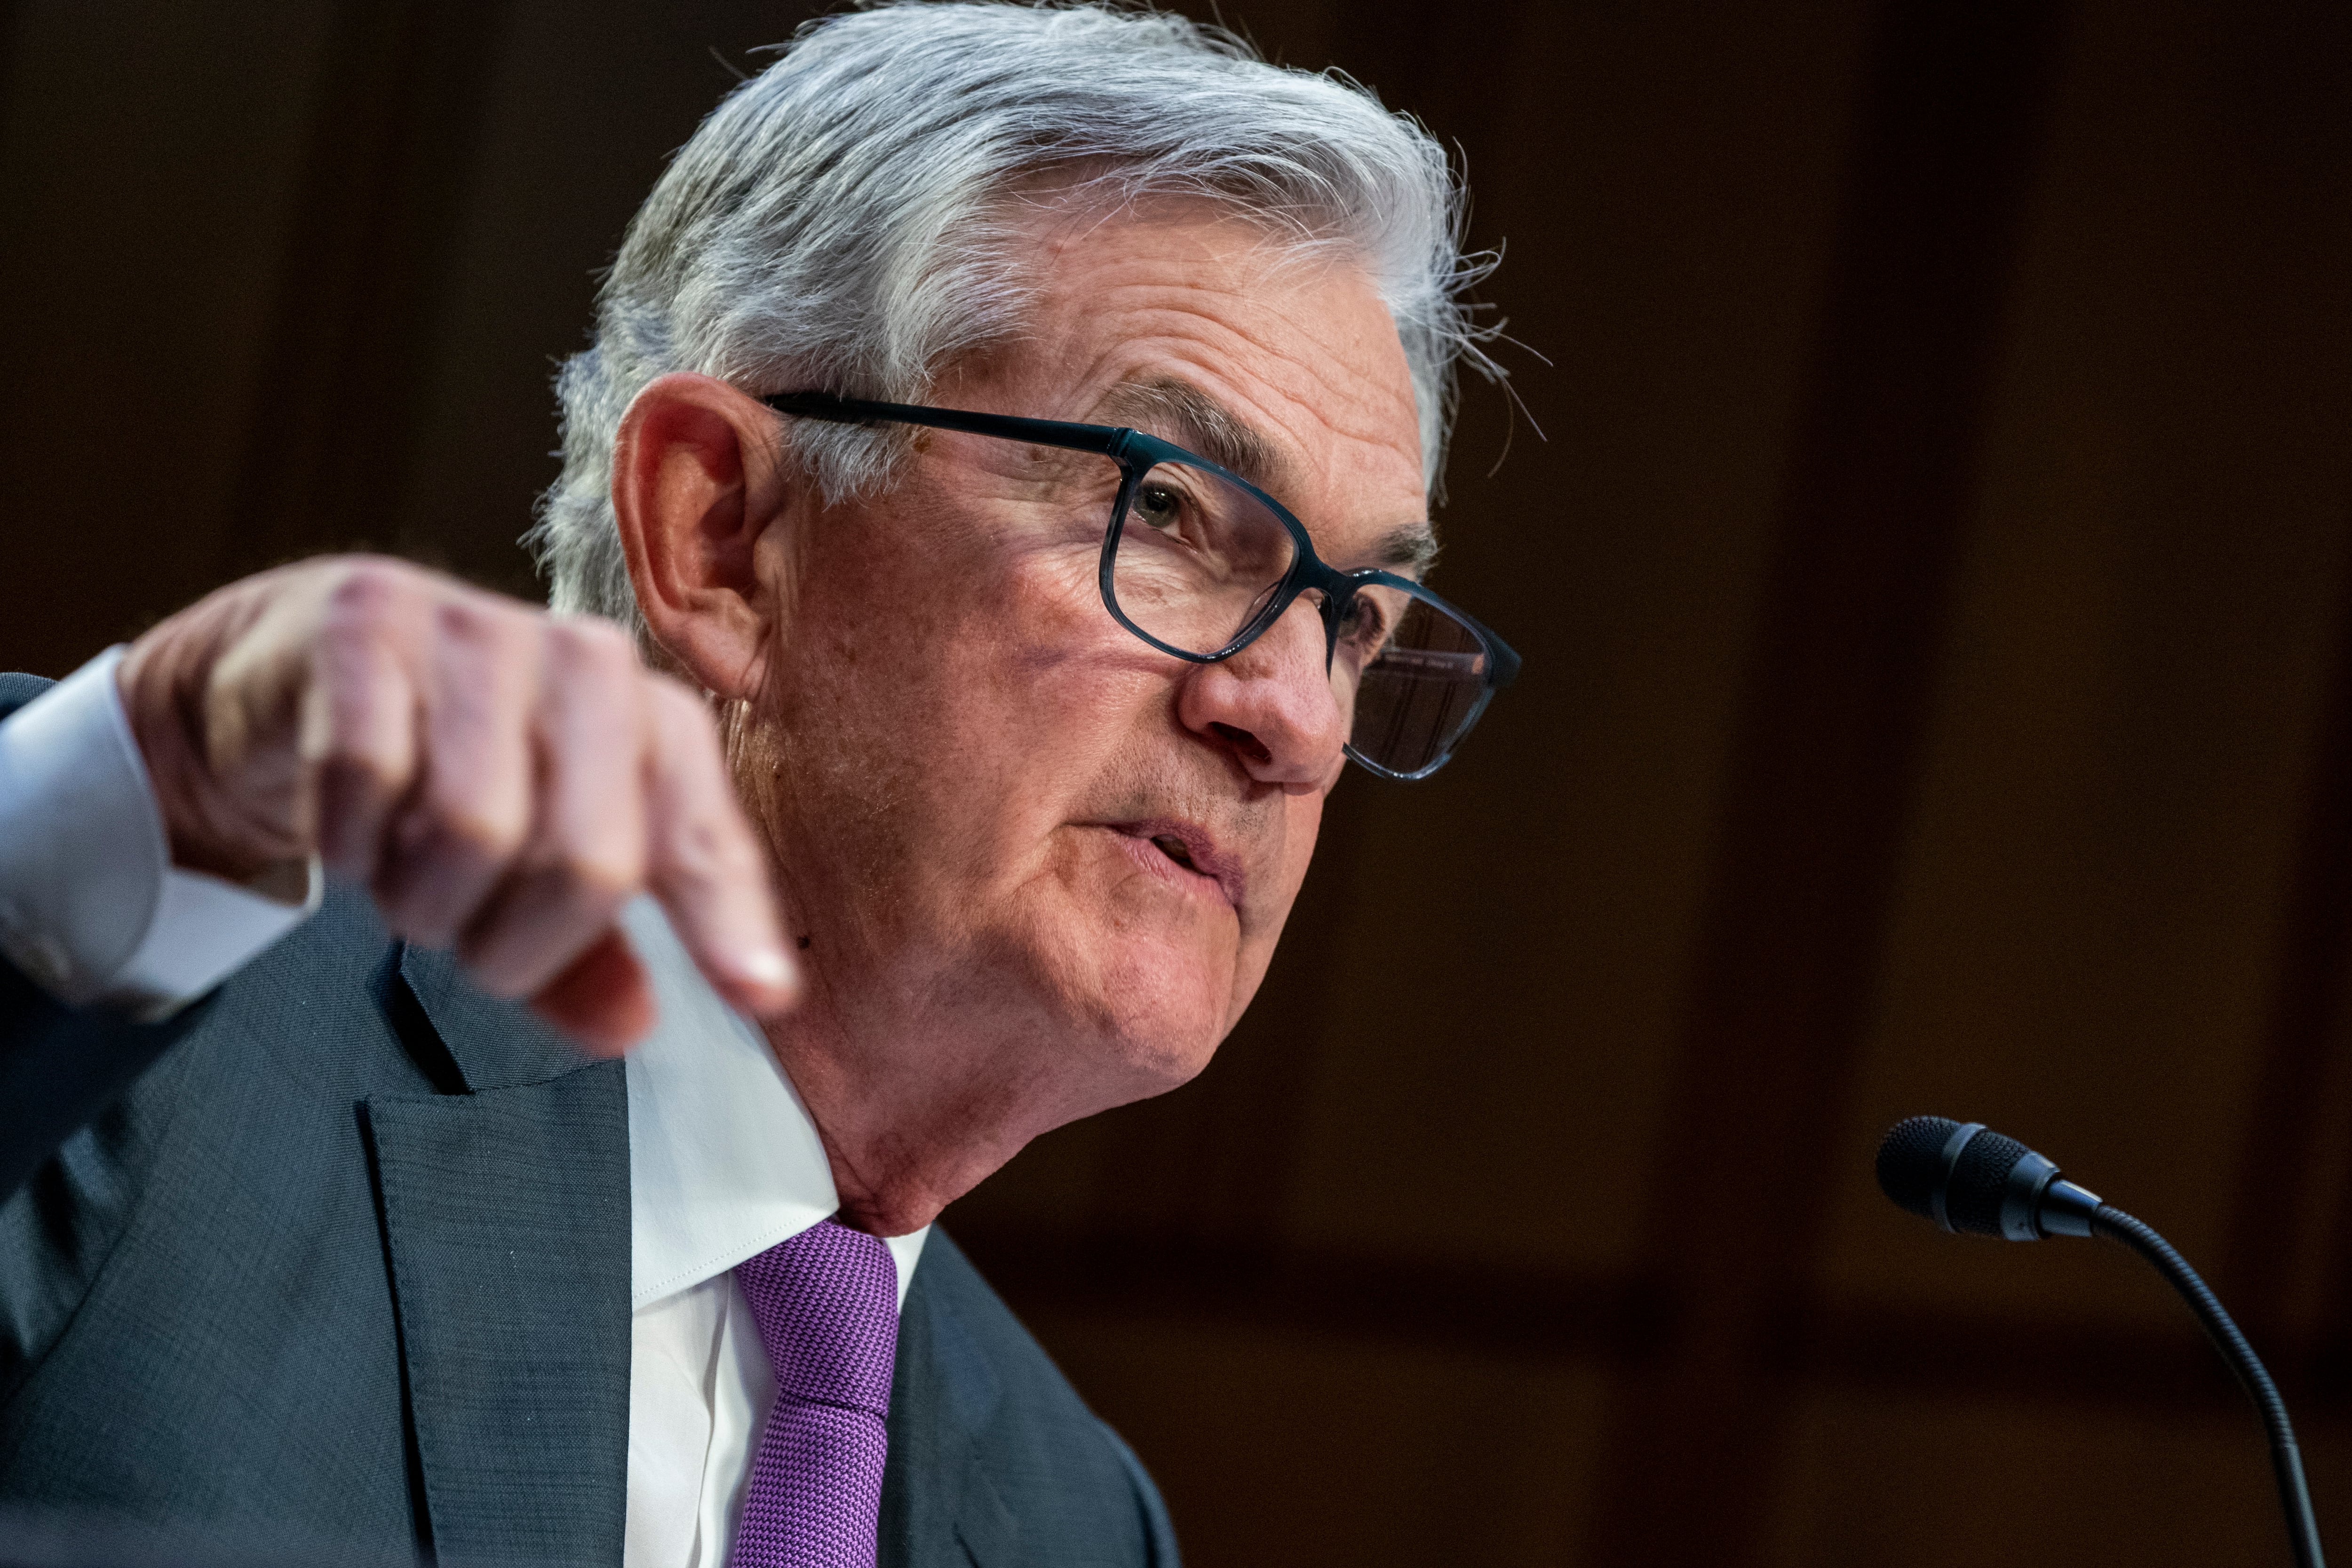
[1150,833,1200,872]
[1099,820,1241,908]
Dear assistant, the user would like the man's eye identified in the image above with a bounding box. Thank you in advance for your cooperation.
[1339,595,1391,648]
[1134,484,1186,533]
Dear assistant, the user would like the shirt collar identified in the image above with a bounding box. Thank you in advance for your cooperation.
[621,897,926,1311]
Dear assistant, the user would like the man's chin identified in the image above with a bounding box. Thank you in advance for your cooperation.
[944,880,1245,1102]
[1068,942,1237,1093]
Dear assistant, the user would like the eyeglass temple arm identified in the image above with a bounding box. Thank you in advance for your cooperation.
[763,390,1131,459]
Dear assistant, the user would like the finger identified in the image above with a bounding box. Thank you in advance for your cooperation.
[530,925,654,1055]
[641,676,797,1015]
[303,565,423,880]
[459,618,649,998]
[373,593,539,948]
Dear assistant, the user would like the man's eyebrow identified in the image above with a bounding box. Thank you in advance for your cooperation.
[1094,378,1288,491]
[1375,523,1441,577]
[1095,375,1438,575]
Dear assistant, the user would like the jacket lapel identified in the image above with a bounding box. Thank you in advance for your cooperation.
[363,945,633,1568]
[881,1252,1017,1568]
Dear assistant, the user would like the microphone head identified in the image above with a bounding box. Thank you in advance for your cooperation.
[1875,1115,1962,1222]
[1876,1116,2088,1240]
[1942,1125,2037,1236]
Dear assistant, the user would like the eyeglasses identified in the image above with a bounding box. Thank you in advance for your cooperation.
[763,391,1521,780]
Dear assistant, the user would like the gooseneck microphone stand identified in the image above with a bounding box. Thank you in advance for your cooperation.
[1878,1116,2326,1568]
[2090,1205,2324,1568]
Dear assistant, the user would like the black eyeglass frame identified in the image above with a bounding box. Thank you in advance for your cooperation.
[763,389,1522,780]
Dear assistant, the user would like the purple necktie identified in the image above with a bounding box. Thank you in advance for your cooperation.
[730,1220,900,1568]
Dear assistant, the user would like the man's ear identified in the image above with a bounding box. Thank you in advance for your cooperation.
[612,372,796,699]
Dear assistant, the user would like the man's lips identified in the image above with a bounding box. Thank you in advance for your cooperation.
[1097,819,1246,909]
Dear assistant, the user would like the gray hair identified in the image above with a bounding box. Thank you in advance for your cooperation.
[529,0,1497,629]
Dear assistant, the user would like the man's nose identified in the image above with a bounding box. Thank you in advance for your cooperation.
[1174,596,1348,787]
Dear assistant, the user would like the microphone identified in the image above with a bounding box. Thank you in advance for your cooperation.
[1877,1116,2326,1568]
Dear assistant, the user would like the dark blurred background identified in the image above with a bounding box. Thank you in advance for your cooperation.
[5,0,2351,1563]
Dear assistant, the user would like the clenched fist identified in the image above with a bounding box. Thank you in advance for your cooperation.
[115,556,796,1052]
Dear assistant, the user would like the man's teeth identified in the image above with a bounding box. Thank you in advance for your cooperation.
[1151,834,1197,870]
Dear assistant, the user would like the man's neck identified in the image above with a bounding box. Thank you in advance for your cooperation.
[761,1015,1052,1237]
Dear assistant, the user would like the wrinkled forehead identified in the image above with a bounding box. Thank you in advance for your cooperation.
[1097,377,1285,488]
[1009,194,1418,425]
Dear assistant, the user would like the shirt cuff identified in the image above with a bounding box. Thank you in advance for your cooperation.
[0,647,322,1016]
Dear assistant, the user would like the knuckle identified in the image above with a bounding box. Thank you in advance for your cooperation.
[427,596,477,645]
[544,618,644,704]
[662,816,725,881]
[425,598,546,701]
[555,843,645,909]
[428,587,515,651]
[428,799,529,870]
[316,743,404,805]
[324,554,410,605]
[319,561,412,647]
[665,809,757,885]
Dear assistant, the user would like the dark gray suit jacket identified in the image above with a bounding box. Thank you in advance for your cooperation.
[0,675,1177,1567]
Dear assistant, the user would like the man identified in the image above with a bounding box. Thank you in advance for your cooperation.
[0,4,1516,1565]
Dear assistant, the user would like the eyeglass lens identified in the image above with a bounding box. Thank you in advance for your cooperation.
[1109,459,1299,654]
[1104,457,1493,776]
[1343,593,1491,776]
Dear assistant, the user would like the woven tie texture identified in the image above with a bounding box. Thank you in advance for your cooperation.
[730,1220,900,1568]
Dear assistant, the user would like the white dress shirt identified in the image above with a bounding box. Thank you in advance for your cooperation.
[0,650,928,1568]
[0,647,319,1011]
[620,898,927,1568]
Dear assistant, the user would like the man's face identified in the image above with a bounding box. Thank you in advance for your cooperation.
[742,203,1428,1141]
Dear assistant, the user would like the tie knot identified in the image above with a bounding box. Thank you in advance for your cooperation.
[734,1220,899,1417]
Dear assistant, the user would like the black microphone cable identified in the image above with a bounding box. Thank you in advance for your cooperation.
[1877,1116,2325,1568]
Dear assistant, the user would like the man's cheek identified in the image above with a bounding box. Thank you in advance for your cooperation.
[1219,802,1322,1014]
[1267,795,1326,916]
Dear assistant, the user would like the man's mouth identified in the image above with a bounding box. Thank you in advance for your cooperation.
[1150,833,1199,872]
[1097,819,1244,908]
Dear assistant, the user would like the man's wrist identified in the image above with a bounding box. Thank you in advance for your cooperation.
[0,647,321,1014]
